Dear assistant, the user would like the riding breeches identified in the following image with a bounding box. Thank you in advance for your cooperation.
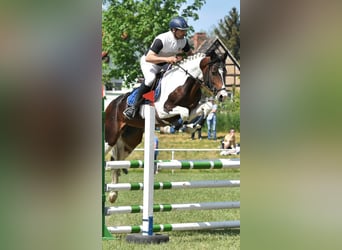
[140,55,162,87]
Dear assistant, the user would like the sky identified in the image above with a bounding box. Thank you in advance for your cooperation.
[102,0,240,33]
[185,0,240,33]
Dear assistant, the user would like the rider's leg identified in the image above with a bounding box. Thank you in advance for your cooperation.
[123,83,151,119]
[123,57,159,120]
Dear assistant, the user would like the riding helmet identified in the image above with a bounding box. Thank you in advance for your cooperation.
[169,17,189,30]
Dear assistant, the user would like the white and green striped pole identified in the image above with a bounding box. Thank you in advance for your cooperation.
[105,201,240,215]
[106,180,240,191]
[156,159,240,169]
[105,158,240,170]
[110,220,240,234]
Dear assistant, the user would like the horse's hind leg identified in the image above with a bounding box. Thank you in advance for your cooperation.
[105,143,113,156]
[108,137,134,203]
[108,156,120,203]
[108,144,125,203]
[108,127,144,203]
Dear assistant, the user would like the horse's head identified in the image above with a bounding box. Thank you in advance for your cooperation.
[200,52,228,102]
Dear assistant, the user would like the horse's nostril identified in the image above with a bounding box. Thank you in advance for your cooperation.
[218,95,227,102]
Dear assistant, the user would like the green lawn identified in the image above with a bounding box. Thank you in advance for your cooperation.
[127,131,240,161]
[103,132,240,250]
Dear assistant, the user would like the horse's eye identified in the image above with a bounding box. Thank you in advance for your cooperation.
[211,65,218,75]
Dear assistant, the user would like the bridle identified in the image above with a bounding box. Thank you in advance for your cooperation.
[174,57,227,96]
[203,58,227,96]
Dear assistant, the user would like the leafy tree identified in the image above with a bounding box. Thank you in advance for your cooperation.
[213,7,240,61]
[102,0,206,87]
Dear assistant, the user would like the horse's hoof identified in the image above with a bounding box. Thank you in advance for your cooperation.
[108,191,118,203]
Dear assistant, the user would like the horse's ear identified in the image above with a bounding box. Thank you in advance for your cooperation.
[217,52,228,62]
[219,52,228,62]
[209,51,218,61]
[208,51,227,62]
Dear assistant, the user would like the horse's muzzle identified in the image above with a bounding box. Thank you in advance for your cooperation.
[217,89,228,102]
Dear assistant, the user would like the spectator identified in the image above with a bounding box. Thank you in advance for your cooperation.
[191,109,205,140]
[206,97,217,140]
[222,129,236,149]
[220,129,240,155]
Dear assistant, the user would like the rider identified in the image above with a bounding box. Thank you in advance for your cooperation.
[123,16,193,120]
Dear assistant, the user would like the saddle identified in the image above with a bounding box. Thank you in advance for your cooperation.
[127,66,171,106]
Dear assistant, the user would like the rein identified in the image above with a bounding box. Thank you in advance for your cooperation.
[174,61,213,96]
[174,62,204,85]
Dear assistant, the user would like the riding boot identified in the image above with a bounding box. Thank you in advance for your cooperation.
[123,84,151,120]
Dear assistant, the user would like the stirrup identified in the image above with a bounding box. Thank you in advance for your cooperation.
[123,106,137,120]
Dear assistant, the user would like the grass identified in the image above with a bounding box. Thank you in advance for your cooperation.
[128,131,240,161]
[103,131,240,250]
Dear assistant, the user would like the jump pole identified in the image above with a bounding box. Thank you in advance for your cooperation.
[126,91,169,244]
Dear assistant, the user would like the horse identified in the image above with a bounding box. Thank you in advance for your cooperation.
[105,52,228,203]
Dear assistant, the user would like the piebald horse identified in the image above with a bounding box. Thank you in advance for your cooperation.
[105,52,228,203]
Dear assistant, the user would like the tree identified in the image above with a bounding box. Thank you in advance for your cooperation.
[102,0,206,87]
[213,7,240,62]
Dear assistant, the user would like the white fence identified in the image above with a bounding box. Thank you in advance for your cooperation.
[134,148,239,160]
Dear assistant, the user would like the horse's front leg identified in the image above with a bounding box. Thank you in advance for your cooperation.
[107,140,131,203]
[168,106,190,122]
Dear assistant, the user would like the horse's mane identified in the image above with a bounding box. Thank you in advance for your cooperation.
[179,53,206,66]
[167,53,206,74]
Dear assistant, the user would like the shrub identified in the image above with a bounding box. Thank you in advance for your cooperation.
[217,91,240,132]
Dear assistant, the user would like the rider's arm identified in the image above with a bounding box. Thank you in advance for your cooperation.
[145,38,182,64]
[145,50,180,64]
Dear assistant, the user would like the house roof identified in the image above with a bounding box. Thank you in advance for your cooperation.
[195,37,240,70]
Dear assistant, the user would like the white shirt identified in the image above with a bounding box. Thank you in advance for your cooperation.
[149,31,189,57]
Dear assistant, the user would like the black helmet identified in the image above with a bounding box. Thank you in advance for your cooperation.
[169,17,189,30]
